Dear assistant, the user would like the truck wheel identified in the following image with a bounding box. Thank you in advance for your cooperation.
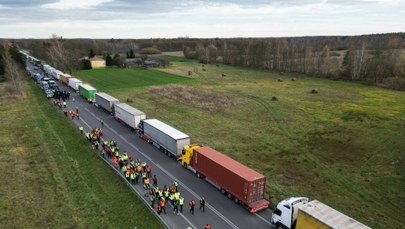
[234,198,239,204]
[220,188,226,194]
[227,193,232,199]
[275,223,283,229]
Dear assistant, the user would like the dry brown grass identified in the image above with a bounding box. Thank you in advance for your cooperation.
[159,67,196,77]
[147,85,247,111]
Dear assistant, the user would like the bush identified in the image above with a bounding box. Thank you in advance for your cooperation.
[381,77,405,91]
[81,59,92,70]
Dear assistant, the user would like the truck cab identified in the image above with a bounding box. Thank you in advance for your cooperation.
[181,144,202,167]
[271,197,308,229]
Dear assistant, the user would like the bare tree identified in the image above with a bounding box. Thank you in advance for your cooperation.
[47,34,79,74]
[2,41,25,97]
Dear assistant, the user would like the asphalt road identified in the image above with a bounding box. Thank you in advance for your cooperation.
[28,63,274,229]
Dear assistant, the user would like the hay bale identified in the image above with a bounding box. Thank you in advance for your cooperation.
[222,73,226,77]
[277,78,283,82]
[291,77,297,81]
[202,64,205,67]
[202,68,206,71]
[271,96,278,101]
[126,98,133,102]
[188,71,192,76]
[311,89,318,94]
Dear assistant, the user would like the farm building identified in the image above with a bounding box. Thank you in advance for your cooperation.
[90,57,106,68]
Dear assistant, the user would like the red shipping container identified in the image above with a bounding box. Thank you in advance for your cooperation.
[191,146,269,212]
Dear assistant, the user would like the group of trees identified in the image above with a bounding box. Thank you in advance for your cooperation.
[182,34,405,90]
[0,41,26,96]
[105,53,123,67]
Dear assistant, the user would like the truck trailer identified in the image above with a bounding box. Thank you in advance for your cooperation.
[95,92,120,114]
[114,103,145,129]
[181,145,269,213]
[271,197,371,229]
[60,73,72,85]
[78,84,96,101]
[52,69,63,80]
[68,78,83,92]
[138,119,190,158]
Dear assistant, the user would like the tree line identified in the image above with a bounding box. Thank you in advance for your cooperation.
[182,33,405,90]
[9,32,405,90]
[0,41,26,96]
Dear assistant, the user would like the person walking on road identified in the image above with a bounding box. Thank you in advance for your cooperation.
[189,199,195,215]
[179,196,184,213]
[152,175,157,187]
[205,224,212,229]
[156,203,162,215]
[199,197,205,212]
[149,193,155,208]
[173,199,179,215]
[160,198,166,214]
[100,119,104,126]
[146,165,152,178]
[79,126,84,134]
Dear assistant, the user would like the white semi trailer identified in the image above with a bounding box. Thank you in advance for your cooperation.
[95,92,120,114]
[114,103,146,130]
[138,119,190,158]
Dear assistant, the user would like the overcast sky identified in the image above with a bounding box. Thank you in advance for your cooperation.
[0,0,403,38]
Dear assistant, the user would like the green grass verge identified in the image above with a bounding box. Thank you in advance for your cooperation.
[69,54,405,229]
[0,79,163,228]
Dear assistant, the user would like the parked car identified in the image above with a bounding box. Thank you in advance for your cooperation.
[46,90,54,99]
[49,80,57,88]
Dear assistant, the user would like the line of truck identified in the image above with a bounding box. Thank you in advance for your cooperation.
[22,51,372,227]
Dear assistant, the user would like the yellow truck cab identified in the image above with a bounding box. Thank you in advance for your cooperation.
[181,144,201,166]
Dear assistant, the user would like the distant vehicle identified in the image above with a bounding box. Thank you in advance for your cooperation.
[60,73,72,85]
[78,84,96,101]
[271,197,371,229]
[67,78,82,92]
[114,103,145,129]
[33,73,42,80]
[95,92,120,114]
[49,80,57,87]
[42,77,50,82]
[41,81,49,89]
[45,90,54,99]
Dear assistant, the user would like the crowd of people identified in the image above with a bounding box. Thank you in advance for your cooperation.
[99,137,207,218]
[51,90,211,228]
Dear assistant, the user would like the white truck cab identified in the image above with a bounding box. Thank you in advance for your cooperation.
[271,197,308,229]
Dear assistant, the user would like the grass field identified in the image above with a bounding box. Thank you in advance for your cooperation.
[0,79,162,228]
[75,53,405,229]
[76,67,191,93]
